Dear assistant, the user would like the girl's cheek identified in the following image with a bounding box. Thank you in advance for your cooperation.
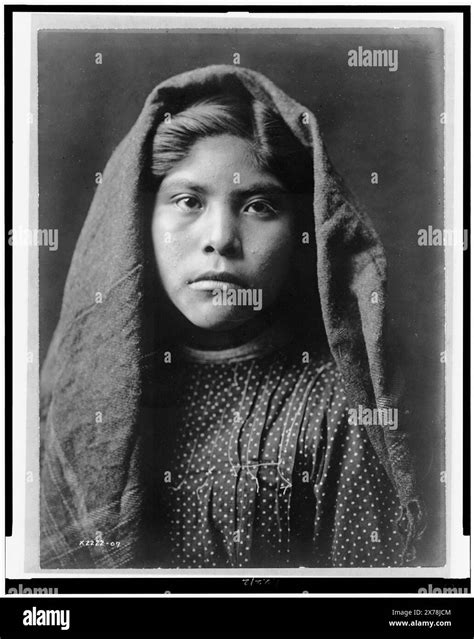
[260,232,294,267]
[158,242,185,274]
[155,229,196,283]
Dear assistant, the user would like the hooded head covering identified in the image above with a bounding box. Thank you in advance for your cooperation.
[40,64,426,568]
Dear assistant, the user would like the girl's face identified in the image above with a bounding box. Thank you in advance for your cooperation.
[152,134,296,332]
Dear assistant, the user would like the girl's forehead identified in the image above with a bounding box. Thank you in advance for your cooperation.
[159,134,287,195]
[174,134,258,169]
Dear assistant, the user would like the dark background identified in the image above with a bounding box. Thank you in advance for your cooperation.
[38,29,445,566]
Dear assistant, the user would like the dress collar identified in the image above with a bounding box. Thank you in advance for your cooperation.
[178,318,293,364]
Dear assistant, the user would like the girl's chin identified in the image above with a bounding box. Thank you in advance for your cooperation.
[184,312,255,333]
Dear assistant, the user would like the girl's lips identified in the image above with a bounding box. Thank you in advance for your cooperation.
[188,280,242,291]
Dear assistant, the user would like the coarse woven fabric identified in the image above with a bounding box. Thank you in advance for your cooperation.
[40,64,426,568]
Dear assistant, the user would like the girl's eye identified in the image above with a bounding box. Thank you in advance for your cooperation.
[244,200,277,217]
[174,196,202,213]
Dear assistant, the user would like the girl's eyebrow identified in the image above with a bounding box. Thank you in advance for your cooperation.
[162,177,288,198]
[161,178,207,195]
[234,183,289,199]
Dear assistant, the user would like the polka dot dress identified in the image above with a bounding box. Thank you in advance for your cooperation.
[152,332,405,569]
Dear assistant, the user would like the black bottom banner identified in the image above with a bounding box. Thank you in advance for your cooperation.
[0,596,473,635]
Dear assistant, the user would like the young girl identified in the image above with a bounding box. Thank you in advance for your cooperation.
[40,64,426,569]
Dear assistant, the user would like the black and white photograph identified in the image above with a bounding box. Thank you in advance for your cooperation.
[37,25,446,571]
[5,8,468,603]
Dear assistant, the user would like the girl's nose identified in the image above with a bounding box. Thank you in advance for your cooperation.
[201,204,242,258]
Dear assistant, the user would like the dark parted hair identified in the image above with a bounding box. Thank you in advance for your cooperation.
[149,95,314,197]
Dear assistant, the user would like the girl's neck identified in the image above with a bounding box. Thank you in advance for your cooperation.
[180,311,277,351]
[178,313,294,364]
